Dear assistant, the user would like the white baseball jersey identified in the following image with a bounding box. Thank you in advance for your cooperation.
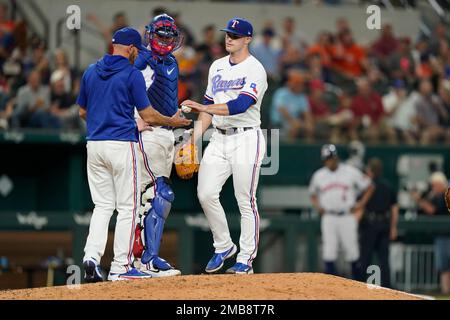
[204,55,267,128]
[309,163,371,212]
[199,54,267,268]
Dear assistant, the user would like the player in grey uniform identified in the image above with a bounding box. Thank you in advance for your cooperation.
[309,144,374,279]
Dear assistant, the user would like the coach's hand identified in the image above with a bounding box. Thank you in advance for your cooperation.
[136,118,153,132]
[181,100,207,113]
[170,110,192,127]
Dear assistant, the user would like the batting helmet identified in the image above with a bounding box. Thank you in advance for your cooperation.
[145,14,182,56]
[321,144,338,161]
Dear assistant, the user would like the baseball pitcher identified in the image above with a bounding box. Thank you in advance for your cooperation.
[181,17,268,274]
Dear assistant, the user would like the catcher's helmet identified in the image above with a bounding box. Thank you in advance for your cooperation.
[321,144,338,161]
[145,13,182,56]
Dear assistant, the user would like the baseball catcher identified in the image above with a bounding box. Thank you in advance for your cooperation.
[132,13,184,277]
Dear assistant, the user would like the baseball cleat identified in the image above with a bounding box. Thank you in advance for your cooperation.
[140,256,181,277]
[225,262,254,274]
[83,258,104,283]
[107,268,153,281]
[205,244,237,273]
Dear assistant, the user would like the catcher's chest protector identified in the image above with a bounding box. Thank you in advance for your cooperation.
[147,55,179,117]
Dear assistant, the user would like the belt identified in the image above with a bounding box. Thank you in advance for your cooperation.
[161,126,174,130]
[365,211,390,221]
[327,210,348,216]
[216,127,255,135]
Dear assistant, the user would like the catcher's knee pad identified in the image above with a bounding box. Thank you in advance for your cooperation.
[141,177,174,264]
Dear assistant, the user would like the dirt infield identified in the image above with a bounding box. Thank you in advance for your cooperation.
[0,273,421,300]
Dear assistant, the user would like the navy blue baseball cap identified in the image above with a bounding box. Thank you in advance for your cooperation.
[112,27,147,51]
[220,17,253,37]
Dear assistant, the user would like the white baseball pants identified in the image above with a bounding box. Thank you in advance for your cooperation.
[83,140,140,274]
[138,128,175,192]
[321,213,359,262]
[198,128,265,267]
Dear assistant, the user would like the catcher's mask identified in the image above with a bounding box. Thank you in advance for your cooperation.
[145,14,182,56]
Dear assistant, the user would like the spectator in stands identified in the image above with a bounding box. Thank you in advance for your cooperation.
[306,31,333,69]
[438,77,450,144]
[382,79,418,145]
[250,27,281,82]
[371,24,399,72]
[196,24,224,86]
[172,12,195,47]
[281,16,308,58]
[411,39,432,79]
[367,65,389,95]
[330,30,367,79]
[308,79,332,140]
[174,42,199,101]
[87,11,129,53]
[306,53,331,83]
[350,77,394,144]
[270,69,313,142]
[410,171,450,294]
[416,53,434,81]
[0,71,11,129]
[0,3,15,68]
[279,17,307,80]
[429,23,450,57]
[328,91,354,143]
[0,3,14,33]
[49,70,78,130]
[414,79,449,145]
[51,49,73,93]
[22,39,50,84]
[11,69,59,129]
[335,17,350,39]
[196,24,220,66]
[387,37,415,88]
[359,158,399,288]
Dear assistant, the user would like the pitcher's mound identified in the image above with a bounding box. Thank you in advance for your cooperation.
[0,273,422,300]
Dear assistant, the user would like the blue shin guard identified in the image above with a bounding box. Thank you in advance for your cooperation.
[141,177,174,265]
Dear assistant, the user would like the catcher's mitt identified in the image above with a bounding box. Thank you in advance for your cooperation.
[174,143,199,179]
[445,187,450,212]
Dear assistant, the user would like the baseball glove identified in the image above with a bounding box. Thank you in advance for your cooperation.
[174,143,199,179]
[445,187,450,212]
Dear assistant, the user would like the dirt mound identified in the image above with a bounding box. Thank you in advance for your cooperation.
[0,273,421,300]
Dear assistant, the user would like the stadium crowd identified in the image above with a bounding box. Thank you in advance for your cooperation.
[0,4,450,146]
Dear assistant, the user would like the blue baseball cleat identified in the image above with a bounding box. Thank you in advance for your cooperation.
[107,267,153,281]
[140,256,181,277]
[205,244,237,273]
[226,262,254,274]
[83,258,104,283]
